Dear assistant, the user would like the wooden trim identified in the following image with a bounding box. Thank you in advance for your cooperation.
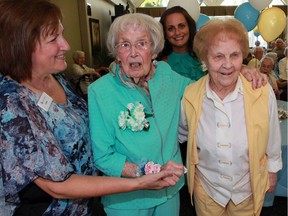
[136,5,287,17]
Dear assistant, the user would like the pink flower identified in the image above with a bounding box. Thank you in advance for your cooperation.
[144,161,161,174]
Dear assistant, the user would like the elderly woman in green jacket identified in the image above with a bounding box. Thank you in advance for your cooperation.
[88,13,189,216]
[88,13,267,216]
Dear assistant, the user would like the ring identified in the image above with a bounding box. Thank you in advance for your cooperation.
[184,167,187,174]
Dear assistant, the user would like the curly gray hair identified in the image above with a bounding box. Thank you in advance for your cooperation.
[106,13,164,57]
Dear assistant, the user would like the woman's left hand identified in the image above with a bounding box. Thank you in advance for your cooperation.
[136,169,180,190]
[267,172,278,193]
[160,160,186,178]
[241,65,267,89]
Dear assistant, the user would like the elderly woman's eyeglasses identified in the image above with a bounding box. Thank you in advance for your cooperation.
[115,40,152,53]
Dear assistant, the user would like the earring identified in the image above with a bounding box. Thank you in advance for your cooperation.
[201,63,207,72]
[152,59,158,66]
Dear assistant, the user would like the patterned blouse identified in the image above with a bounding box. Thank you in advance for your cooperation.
[0,74,94,215]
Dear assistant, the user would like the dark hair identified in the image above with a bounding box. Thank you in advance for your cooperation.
[159,6,197,58]
[0,0,62,82]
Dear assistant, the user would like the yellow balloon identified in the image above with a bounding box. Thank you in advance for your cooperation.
[258,7,287,42]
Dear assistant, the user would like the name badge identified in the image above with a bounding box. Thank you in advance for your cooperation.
[37,92,53,112]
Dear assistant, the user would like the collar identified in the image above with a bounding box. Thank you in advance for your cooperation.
[206,75,243,103]
[108,61,156,88]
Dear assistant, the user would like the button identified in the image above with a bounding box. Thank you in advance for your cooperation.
[217,143,231,148]
[220,174,233,181]
[218,160,232,165]
[217,122,231,128]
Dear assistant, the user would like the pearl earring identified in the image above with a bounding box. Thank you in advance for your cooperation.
[152,59,158,66]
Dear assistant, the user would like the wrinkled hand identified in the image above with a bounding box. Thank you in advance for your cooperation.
[160,160,186,185]
[241,65,267,89]
[134,161,186,190]
[161,160,185,177]
[136,169,180,190]
[267,172,277,193]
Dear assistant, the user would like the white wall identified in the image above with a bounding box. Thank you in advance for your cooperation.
[86,0,135,67]
[86,0,115,65]
[51,0,133,68]
[50,0,81,69]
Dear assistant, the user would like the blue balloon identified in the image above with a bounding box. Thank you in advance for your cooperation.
[254,31,260,37]
[234,2,260,31]
[196,13,210,31]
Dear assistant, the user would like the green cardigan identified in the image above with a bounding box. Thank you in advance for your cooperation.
[88,61,191,209]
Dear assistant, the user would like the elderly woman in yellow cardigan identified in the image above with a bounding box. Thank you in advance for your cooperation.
[179,19,282,216]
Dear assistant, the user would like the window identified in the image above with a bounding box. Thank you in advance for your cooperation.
[140,0,285,7]
[139,0,286,48]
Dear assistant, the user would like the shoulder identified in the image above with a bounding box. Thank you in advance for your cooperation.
[279,57,286,64]
[240,74,269,98]
[71,63,80,69]
[88,73,116,95]
[156,61,184,78]
[185,75,207,95]
[248,58,259,64]
[0,76,21,104]
[70,64,83,73]
[154,61,174,78]
[155,61,191,85]
[156,60,171,69]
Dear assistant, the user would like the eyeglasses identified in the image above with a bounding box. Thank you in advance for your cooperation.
[115,40,152,53]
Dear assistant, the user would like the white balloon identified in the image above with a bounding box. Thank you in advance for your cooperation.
[249,0,272,11]
[203,0,224,6]
[167,0,200,21]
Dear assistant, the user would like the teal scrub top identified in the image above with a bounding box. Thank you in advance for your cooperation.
[168,52,206,81]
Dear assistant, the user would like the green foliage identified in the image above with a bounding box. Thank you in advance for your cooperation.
[140,0,166,7]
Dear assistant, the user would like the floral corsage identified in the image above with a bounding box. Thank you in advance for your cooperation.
[118,102,152,132]
[135,161,162,177]
[135,160,188,177]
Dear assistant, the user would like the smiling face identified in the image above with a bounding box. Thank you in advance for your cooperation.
[205,35,243,95]
[116,27,156,84]
[31,22,70,78]
[164,13,190,53]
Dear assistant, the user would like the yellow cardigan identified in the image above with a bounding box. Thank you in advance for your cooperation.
[183,74,270,215]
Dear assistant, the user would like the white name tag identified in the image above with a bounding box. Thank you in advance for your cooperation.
[37,92,53,112]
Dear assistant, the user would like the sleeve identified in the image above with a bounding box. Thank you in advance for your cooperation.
[69,64,84,83]
[278,59,285,76]
[88,84,126,177]
[83,65,96,73]
[168,65,193,98]
[266,85,283,173]
[178,99,188,144]
[0,92,73,204]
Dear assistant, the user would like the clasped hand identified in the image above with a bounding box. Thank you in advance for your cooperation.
[138,160,185,190]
